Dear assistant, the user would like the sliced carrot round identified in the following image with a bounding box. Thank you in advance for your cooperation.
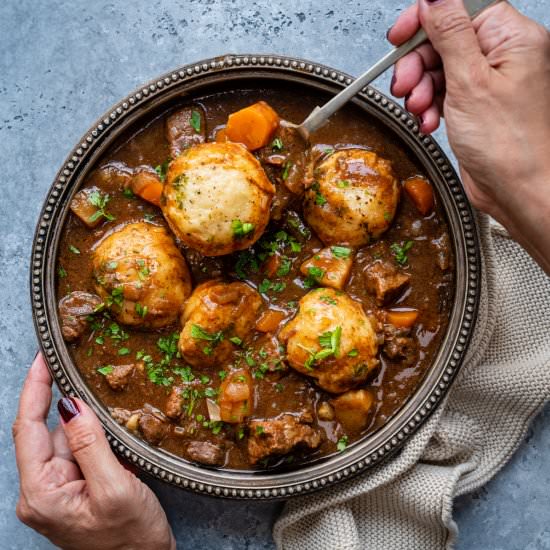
[225,101,280,150]
[386,309,419,328]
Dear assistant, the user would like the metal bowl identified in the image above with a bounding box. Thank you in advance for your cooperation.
[31,54,481,500]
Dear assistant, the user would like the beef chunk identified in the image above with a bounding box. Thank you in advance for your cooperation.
[165,106,206,158]
[186,441,225,466]
[247,414,321,465]
[105,364,135,392]
[364,261,410,305]
[110,407,132,425]
[58,291,102,341]
[432,232,452,271]
[138,408,169,445]
[165,386,185,419]
[383,324,418,365]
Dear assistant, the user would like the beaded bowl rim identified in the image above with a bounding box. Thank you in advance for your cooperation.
[31,53,481,500]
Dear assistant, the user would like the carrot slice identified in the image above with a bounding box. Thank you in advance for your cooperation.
[225,101,280,150]
[215,127,229,143]
[256,309,286,333]
[386,309,419,328]
[404,177,435,216]
[130,171,163,207]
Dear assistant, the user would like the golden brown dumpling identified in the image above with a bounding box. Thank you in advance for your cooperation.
[161,142,275,256]
[178,280,262,368]
[279,288,379,393]
[304,149,399,246]
[92,222,191,328]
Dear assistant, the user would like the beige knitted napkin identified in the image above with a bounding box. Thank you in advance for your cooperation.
[274,213,550,549]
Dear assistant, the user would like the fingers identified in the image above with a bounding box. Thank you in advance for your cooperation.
[13,353,54,482]
[387,4,419,45]
[405,73,434,115]
[392,51,424,97]
[419,102,441,134]
[418,0,487,84]
[52,424,75,463]
[59,397,126,495]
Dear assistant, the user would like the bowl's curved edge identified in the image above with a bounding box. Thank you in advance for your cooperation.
[30,53,482,500]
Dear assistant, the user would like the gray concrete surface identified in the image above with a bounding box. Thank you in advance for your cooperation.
[1,0,549,548]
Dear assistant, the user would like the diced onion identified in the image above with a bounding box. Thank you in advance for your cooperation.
[206,398,221,421]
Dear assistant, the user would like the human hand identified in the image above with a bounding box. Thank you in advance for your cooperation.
[13,353,176,550]
[388,0,550,274]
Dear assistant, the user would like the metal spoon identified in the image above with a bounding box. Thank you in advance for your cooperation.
[292,0,501,141]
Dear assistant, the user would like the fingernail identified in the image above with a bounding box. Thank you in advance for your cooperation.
[391,74,397,94]
[425,0,442,3]
[58,397,81,423]
[418,114,425,127]
[386,26,393,41]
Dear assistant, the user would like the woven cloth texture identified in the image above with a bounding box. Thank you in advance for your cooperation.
[273,213,550,550]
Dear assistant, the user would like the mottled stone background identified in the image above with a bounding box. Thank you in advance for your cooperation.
[1,0,549,548]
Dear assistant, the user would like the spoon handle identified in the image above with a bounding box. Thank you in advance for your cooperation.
[300,0,501,136]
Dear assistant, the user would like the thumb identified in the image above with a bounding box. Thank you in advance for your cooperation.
[58,397,126,493]
[418,0,487,83]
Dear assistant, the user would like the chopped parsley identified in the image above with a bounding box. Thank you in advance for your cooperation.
[123,188,135,198]
[106,287,124,308]
[229,336,243,346]
[276,257,292,277]
[190,324,224,355]
[271,137,284,151]
[255,425,265,435]
[303,266,325,288]
[235,250,259,279]
[282,161,292,180]
[97,365,114,376]
[135,302,148,318]
[337,179,350,188]
[173,365,195,383]
[237,426,245,440]
[118,347,130,356]
[303,326,342,369]
[348,348,359,357]
[69,244,80,255]
[274,383,284,393]
[154,158,171,182]
[190,110,201,133]
[232,219,255,239]
[391,240,414,266]
[136,259,150,280]
[218,370,228,380]
[105,261,118,270]
[57,266,67,278]
[311,182,327,206]
[331,246,351,259]
[88,191,115,223]
[383,211,392,222]
[319,294,337,306]
[259,279,286,295]
[337,435,349,452]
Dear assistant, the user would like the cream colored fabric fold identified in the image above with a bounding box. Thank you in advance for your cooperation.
[274,213,550,549]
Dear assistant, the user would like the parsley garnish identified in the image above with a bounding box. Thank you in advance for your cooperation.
[118,347,130,356]
[190,324,224,355]
[106,287,124,308]
[58,266,67,278]
[302,326,342,369]
[311,182,327,206]
[383,211,392,222]
[154,159,170,182]
[69,244,80,255]
[348,348,359,357]
[135,303,148,318]
[232,219,255,239]
[271,137,284,151]
[97,365,114,376]
[256,426,265,435]
[190,110,201,133]
[390,241,414,266]
[303,266,325,288]
[337,435,349,452]
[319,294,337,305]
[88,191,115,223]
[276,257,292,277]
[282,161,292,180]
[259,279,286,295]
[229,336,243,346]
[123,188,135,199]
[337,180,350,188]
[331,246,351,259]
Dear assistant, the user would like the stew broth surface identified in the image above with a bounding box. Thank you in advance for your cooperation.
[57,86,454,470]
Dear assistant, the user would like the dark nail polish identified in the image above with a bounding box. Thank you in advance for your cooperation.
[391,75,397,94]
[58,397,81,423]
[33,350,40,361]
[426,0,442,3]
[386,26,393,41]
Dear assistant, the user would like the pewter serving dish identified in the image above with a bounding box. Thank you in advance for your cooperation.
[30,54,481,499]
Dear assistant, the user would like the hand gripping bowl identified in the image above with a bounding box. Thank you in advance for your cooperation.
[30,55,481,500]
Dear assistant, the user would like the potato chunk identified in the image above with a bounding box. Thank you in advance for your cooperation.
[300,246,353,290]
[70,186,112,228]
[331,389,374,432]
